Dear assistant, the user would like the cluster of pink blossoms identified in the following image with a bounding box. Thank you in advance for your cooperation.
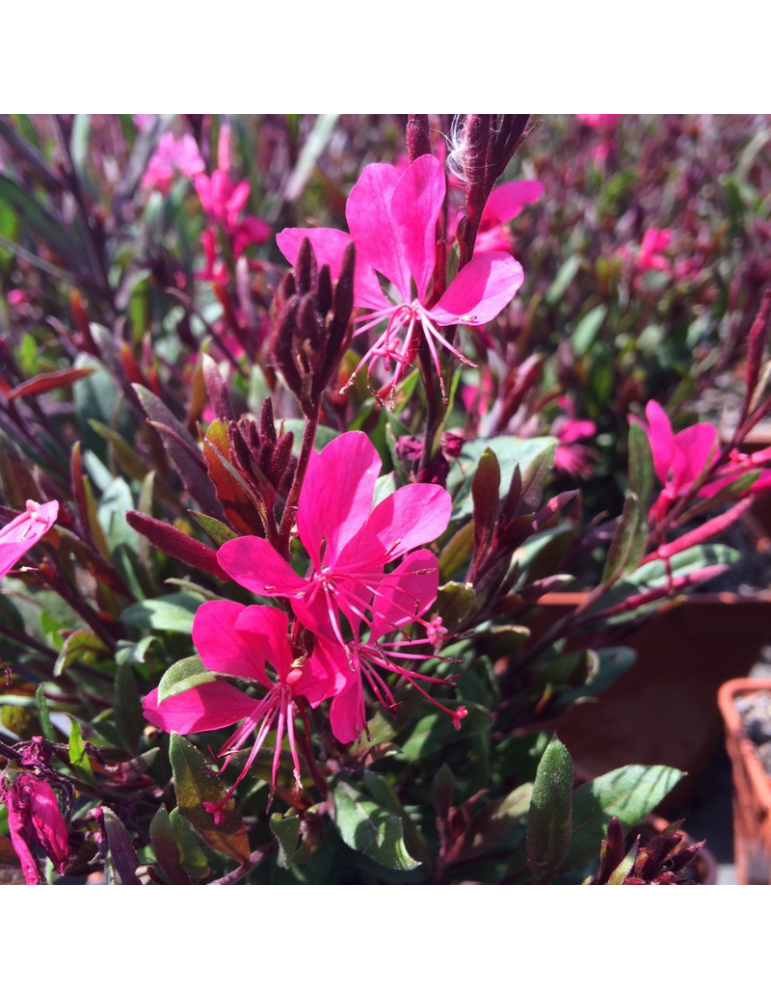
[143,432,462,808]
[195,126,270,284]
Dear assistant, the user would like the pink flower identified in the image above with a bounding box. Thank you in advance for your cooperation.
[143,603,334,807]
[0,500,58,578]
[637,228,673,274]
[632,402,771,520]
[577,114,622,128]
[278,154,524,401]
[142,132,205,195]
[315,549,465,745]
[7,289,29,307]
[1,773,69,884]
[552,410,597,478]
[216,431,452,646]
[631,402,718,521]
[470,179,544,255]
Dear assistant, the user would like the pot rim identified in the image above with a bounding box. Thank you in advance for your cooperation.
[718,678,771,810]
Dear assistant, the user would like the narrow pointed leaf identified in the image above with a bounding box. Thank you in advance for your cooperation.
[149,806,192,885]
[527,737,573,880]
[169,733,250,863]
[102,807,141,885]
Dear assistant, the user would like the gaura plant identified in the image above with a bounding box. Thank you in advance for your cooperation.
[0,114,770,884]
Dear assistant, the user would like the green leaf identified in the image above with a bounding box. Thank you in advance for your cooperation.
[169,733,250,863]
[561,764,684,873]
[438,522,473,581]
[270,812,301,869]
[527,737,573,880]
[68,716,94,782]
[149,806,192,884]
[114,662,144,754]
[512,524,576,588]
[597,544,740,623]
[279,420,339,456]
[555,647,636,707]
[601,493,646,586]
[0,174,89,274]
[54,629,108,677]
[571,304,607,355]
[1,705,40,739]
[545,255,581,304]
[472,447,501,550]
[627,420,654,509]
[115,635,158,667]
[372,472,397,507]
[157,655,215,704]
[101,806,141,885]
[434,581,476,632]
[448,437,557,520]
[169,807,210,881]
[398,700,491,762]
[120,593,205,633]
[189,511,239,546]
[457,782,533,862]
[332,775,420,872]
[284,113,339,202]
[36,684,56,742]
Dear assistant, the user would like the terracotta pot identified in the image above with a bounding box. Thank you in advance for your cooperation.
[530,591,771,813]
[718,678,771,885]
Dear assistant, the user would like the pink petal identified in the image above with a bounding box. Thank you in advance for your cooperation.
[370,549,438,641]
[28,779,69,872]
[557,419,596,445]
[340,483,451,566]
[226,179,251,230]
[276,227,386,310]
[233,605,292,681]
[297,431,381,567]
[482,179,544,224]
[329,666,365,745]
[428,252,524,326]
[0,500,59,577]
[297,637,345,707]
[5,801,39,884]
[233,216,271,257]
[346,162,412,301]
[217,535,307,597]
[390,154,445,300]
[672,423,717,493]
[142,683,255,734]
[194,174,213,215]
[192,600,269,684]
[307,637,349,702]
[641,401,675,486]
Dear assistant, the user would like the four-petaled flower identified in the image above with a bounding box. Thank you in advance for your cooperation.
[143,603,335,809]
[216,431,452,646]
[278,154,524,402]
